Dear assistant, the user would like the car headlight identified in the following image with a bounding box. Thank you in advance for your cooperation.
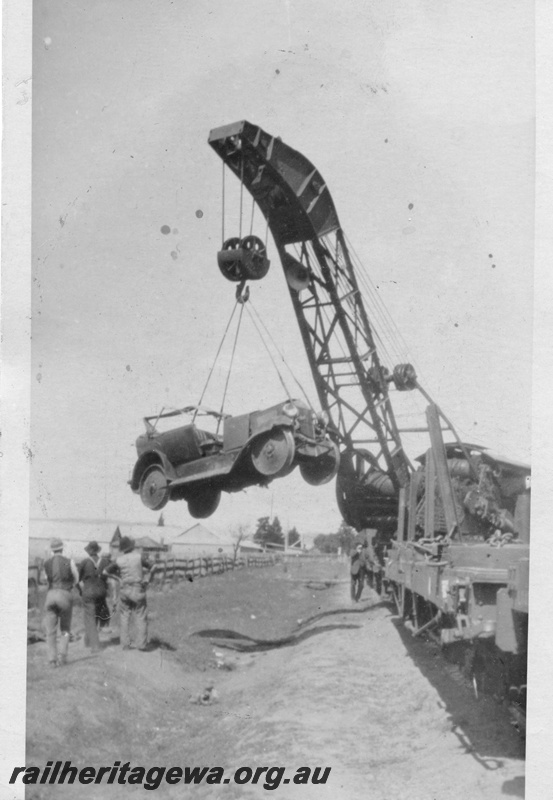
[282,402,299,419]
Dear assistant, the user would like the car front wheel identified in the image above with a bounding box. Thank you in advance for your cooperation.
[300,440,340,486]
[140,465,169,510]
[250,428,295,477]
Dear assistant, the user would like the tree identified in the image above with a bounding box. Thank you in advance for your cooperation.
[157,513,165,527]
[313,532,340,553]
[230,523,250,564]
[254,516,284,548]
[267,516,284,547]
[287,526,301,549]
[253,516,271,546]
[336,519,357,554]
[313,521,357,554]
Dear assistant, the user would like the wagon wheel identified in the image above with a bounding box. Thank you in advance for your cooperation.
[300,440,341,486]
[140,465,169,510]
[188,488,221,519]
[251,428,295,477]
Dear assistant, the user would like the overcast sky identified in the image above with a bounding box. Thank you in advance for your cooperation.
[31,0,535,539]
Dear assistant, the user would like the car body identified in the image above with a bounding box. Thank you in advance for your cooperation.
[130,399,340,518]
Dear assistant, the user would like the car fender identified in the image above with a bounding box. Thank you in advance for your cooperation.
[130,450,176,491]
[247,412,295,442]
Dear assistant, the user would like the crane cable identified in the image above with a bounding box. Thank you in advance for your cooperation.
[343,232,476,442]
[216,299,246,434]
[247,299,315,410]
[193,300,239,423]
[221,162,226,246]
[195,287,307,433]
[243,302,294,402]
[239,155,244,240]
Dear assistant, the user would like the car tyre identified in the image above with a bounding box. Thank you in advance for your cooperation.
[139,465,169,510]
[300,440,340,486]
[250,428,295,477]
[188,488,221,519]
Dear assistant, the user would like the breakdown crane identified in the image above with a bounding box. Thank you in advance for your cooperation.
[208,121,530,720]
[210,120,417,532]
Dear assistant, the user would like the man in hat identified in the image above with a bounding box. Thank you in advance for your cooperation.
[43,538,79,667]
[104,536,153,651]
[350,541,369,602]
[78,541,109,653]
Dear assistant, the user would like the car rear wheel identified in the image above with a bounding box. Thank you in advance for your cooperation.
[300,440,340,486]
[140,465,169,510]
[188,488,221,519]
[250,428,295,477]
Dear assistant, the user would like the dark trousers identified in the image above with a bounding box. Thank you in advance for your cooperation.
[351,570,366,602]
[82,596,102,651]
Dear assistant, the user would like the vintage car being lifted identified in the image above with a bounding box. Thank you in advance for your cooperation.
[130,399,340,518]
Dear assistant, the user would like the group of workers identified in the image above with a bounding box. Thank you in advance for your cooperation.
[43,533,372,665]
[42,535,153,667]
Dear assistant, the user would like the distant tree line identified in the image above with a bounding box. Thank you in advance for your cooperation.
[313,520,357,554]
[253,516,301,549]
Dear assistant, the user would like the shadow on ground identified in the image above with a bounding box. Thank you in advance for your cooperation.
[192,622,361,652]
[390,614,525,770]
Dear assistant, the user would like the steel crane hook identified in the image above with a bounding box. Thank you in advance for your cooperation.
[236,281,250,304]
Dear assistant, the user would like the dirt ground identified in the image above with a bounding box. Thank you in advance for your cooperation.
[25,558,524,799]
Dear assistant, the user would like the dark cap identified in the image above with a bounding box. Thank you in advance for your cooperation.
[119,536,135,554]
[85,541,101,556]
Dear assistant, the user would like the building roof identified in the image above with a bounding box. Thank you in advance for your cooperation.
[172,522,232,546]
[239,540,264,552]
[29,519,183,546]
[134,535,167,550]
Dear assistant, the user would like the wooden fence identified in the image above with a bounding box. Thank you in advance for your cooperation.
[28,553,277,595]
[148,553,277,590]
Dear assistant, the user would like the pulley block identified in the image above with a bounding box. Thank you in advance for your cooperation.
[217,235,270,283]
[392,363,417,391]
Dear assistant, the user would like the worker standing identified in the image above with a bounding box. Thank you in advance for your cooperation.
[78,541,108,653]
[350,541,369,602]
[43,538,79,667]
[104,536,153,651]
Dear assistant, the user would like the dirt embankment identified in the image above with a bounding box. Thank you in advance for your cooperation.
[26,559,524,799]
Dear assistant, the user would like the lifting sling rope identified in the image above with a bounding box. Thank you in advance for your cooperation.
[246,299,315,411]
[207,159,315,426]
[194,286,318,436]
